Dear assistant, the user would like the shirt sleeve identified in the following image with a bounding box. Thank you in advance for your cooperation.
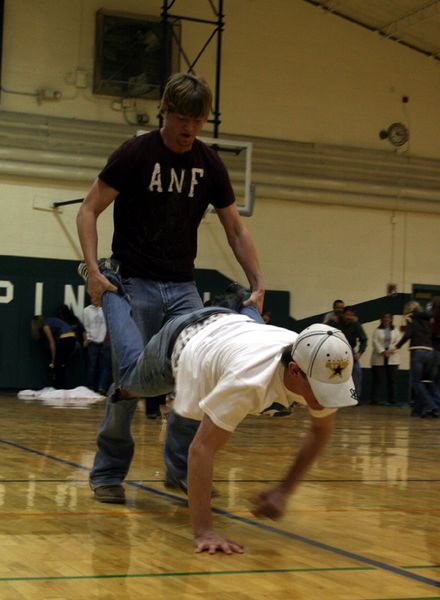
[396,322,412,348]
[358,324,368,354]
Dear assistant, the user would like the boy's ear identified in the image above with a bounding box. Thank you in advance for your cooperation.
[288,361,301,376]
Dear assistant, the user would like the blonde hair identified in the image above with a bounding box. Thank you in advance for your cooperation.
[403,301,421,315]
[159,73,212,120]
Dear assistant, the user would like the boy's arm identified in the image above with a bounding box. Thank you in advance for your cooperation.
[216,204,265,312]
[188,413,243,555]
[76,178,119,305]
[251,412,336,519]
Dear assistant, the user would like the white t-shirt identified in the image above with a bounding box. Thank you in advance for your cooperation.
[83,304,107,344]
[173,314,336,432]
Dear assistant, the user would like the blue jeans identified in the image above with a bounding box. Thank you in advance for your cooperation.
[105,295,235,394]
[90,278,203,488]
[92,271,264,488]
[410,349,440,414]
[352,360,363,402]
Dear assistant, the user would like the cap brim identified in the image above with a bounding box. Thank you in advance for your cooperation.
[308,376,358,408]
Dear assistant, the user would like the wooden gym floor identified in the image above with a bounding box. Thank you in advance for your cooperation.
[0,393,439,599]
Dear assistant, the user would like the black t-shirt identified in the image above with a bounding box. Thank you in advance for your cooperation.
[99,130,235,281]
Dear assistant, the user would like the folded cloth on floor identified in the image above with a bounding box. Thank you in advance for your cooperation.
[17,386,105,400]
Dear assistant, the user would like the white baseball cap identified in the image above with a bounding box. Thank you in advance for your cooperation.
[291,324,358,408]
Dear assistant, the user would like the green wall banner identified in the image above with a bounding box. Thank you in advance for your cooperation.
[0,256,291,389]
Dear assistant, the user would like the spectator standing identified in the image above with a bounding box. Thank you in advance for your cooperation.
[323,299,345,326]
[394,301,440,418]
[262,309,271,324]
[83,302,112,394]
[431,296,440,393]
[370,313,400,405]
[338,306,368,401]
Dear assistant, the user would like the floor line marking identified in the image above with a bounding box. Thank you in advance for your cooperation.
[2,439,440,589]
[0,566,374,583]
[0,440,90,471]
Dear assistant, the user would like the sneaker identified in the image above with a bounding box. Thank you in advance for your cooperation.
[92,484,126,504]
[78,258,126,296]
[77,261,89,281]
[77,257,121,282]
[213,282,251,312]
[98,257,121,276]
[260,402,293,417]
[225,281,250,299]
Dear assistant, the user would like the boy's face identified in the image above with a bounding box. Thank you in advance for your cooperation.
[162,110,206,153]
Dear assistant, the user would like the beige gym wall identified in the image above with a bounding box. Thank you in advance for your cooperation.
[3,1,440,156]
[1,0,440,372]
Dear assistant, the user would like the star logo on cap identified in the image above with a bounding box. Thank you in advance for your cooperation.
[326,358,350,379]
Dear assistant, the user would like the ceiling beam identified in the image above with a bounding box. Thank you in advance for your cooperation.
[381,0,440,38]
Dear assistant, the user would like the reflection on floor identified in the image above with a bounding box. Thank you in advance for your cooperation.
[0,394,439,600]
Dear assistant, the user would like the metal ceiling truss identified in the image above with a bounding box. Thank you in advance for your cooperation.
[160,0,224,137]
[381,1,440,39]
[303,0,440,62]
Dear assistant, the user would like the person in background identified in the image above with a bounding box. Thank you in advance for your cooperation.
[262,309,271,324]
[394,301,440,418]
[31,315,77,389]
[57,304,87,348]
[57,304,87,385]
[337,306,367,401]
[370,313,400,405]
[323,299,345,326]
[76,72,264,504]
[83,302,112,395]
[430,296,440,393]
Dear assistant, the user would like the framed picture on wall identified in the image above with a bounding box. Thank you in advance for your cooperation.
[93,9,180,99]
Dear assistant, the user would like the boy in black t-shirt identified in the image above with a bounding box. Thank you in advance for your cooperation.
[77,72,265,504]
